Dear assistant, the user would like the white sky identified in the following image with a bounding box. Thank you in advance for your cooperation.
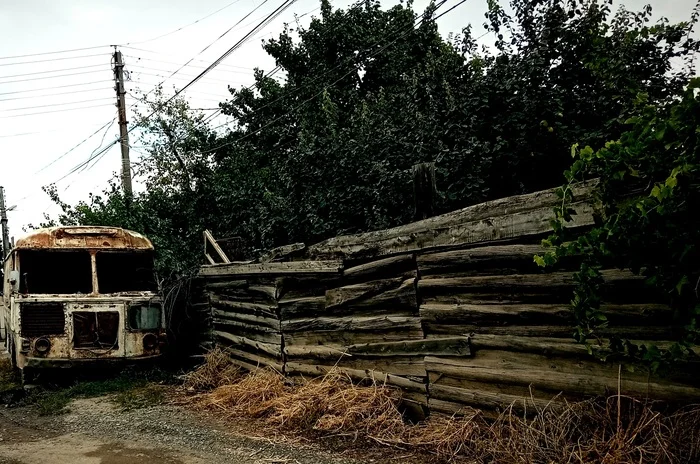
[0,0,697,240]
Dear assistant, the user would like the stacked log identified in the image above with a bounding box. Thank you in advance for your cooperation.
[201,263,288,372]
[198,181,700,416]
[281,255,430,408]
[416,245,699,414]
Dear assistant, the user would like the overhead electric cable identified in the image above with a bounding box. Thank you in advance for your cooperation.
[0,53,110,67]
[0,104,113,119]
[34,116,117,174]
[0,80,113,96]
[200,0,461,154]
[0,98,113,112]
[0,68,111,84]
[125,0,245,45]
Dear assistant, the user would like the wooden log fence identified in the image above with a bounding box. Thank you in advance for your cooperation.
[199,182,700,416]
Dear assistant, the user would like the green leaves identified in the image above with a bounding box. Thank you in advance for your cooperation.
[546,80,700,369]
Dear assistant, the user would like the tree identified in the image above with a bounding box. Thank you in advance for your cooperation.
[41,0,699,282]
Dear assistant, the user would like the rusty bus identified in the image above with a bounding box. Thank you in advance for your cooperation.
[1,226,165,382]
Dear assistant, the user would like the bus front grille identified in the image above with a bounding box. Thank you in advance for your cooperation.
[20,303,66,337]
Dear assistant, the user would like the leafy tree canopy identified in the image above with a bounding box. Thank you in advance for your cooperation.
[38,0,699,283]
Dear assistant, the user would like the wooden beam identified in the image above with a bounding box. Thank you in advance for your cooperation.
[200,260,343,277]
[307,181,598,260]
[204,229,230,264]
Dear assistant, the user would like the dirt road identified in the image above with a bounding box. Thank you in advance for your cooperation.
[0,395,362,464]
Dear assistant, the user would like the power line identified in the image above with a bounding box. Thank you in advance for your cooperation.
[51,140,118,185]
[0,63,107,79]
[0,80,114,96]
[122,54,254,71]
[201,0,459,155]
[0,52,110,67]
[132,0,273,99]
[0,46,110,61]
[0,68,111,84]
[0,86,113,102]
[127,62,253,76]
[35,116,117,174]
[0,124,113,139]
[168,0,296,100]
[128,70,248,86]
[0,103,113,119]
[125,0,245,45]
[209,1,448,134]
[0,97,113,113]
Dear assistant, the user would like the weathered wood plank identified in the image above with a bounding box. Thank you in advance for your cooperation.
[222,346,283,371]
[467,334,692,359]
[342,254,417,283]
[287,356,427,377]
[285,362,427,394]
[283,327,424,347]
[213,321,282,345]
[423,324,674,339]
[424,356,700,402]
[281,315,422,333]
[438,348,699,387]
[307,182,597,259]
[348,337,470,357]
[429,384,558,413]
[212,309,279,330]
[210,294,277,318]
[276,275,344,300]
[214,331,282,358]
[200,260,343,277]
[417,244,546,276]
[283,337,470,358]
[419,303,672,326]
[418,270,655,305]
[325,277,417,313]
[278,296,326,319]
[204,280,248,290]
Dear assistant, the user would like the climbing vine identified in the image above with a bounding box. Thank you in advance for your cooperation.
[537,81,700,370]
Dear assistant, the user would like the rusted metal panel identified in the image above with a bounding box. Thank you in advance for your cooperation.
[15,226,153,250]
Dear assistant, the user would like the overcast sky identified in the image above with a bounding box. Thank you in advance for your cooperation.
[0,0,697,240]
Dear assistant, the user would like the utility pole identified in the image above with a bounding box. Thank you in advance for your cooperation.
[112,47,133,196]
[0,187,10,259]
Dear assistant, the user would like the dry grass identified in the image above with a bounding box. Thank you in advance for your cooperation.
[180,352,700,463]
[182,348,242,392]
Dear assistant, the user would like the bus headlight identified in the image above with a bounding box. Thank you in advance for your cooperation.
[34,337,51,355]
[143,333,158,351]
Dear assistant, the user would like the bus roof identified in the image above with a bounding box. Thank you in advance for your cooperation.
[15,226,154,250]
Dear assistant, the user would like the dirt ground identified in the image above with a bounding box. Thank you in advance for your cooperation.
[0,341,391,464]
[0,394,371,464]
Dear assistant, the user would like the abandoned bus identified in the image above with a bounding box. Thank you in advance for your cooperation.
[1,226,165,381]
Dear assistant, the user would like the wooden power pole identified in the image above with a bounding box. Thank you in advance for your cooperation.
[112,47,133,196]
[0,186,10,259]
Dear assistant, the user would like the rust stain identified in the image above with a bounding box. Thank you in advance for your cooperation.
[15,226,153,250]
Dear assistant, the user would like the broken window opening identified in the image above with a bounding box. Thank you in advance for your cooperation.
[128,303,162,330]
[96,251,157,294]
[72,311,119,349]
[18,250,92,294]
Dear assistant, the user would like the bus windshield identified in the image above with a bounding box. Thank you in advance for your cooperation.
[96,251,157,293]
[19,250,92,294]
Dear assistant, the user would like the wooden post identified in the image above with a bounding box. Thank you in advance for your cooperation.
[112,47,132,196]
[412,162,436,220]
